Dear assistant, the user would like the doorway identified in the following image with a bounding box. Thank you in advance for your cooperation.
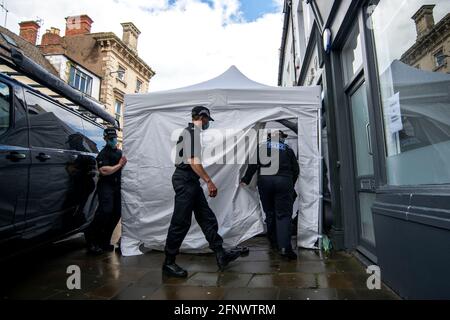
[340,21,377,259]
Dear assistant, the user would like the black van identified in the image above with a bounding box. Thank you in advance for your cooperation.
[0,61,114,258]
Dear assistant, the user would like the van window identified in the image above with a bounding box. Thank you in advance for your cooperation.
[82,119,105,153]
[0,82,10,135]
[25,91,88,151]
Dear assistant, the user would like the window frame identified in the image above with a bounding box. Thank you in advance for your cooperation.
[434,48,446,69]
[114,100,123,122]
[136,79,143,93]
[69,66,93,96]
[117,65,126,81]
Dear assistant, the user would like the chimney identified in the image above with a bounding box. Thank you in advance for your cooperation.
[412,5,435,38]
[65,14,93,36]
[121,22,141,53]
[19,20,40,45]
[41,27,62,46]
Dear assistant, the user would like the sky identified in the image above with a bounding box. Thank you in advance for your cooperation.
[3,0,285,91]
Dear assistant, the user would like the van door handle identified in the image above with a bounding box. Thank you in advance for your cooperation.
[6,151,27,161]
[36,153,51,161]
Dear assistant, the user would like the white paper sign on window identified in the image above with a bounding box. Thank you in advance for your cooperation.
[386,92,403,134]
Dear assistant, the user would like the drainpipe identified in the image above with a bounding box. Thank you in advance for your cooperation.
[289,0,299,85]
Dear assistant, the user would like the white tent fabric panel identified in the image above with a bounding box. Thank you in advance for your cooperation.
[121,66,321,256]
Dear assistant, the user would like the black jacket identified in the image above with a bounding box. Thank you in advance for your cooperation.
[97,145,123,186]
[241,141,299,185]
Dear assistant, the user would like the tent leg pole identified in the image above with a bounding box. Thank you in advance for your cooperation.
[318,109,324,251]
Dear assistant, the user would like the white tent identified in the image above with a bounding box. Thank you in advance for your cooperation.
[121,66,322,256]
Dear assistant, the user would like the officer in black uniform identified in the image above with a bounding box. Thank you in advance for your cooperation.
[240,130,299,260]
[85,127,127,254]
[163,106,241,278]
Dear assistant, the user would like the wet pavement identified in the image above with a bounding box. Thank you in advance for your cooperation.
[0,235,400,300]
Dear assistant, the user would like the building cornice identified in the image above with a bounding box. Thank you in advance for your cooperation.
[92,32,155,80]
[401,13,450,65]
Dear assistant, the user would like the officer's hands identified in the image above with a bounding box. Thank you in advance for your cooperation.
[240,181,248,187]
[207,180,218,198]
[119,156,128,168]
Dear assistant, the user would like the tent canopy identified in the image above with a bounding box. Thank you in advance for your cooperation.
[121,66,322,256]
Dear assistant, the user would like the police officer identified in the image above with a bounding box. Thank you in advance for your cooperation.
[85,127,127,254]
[163,106,241,278]
[240,130,299,260]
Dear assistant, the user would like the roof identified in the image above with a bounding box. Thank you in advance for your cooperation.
[164,66,270,92]
[125,65,321,114]
[0,26,59,76]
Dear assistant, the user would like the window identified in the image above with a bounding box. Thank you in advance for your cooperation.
[434,49,446,68]
[372,1,450,185]
[117,66,126,81]
[115,100,122,121]
[136,79,143,93]
[82,120,105,153]
[25,91,87,151]
[342,23,363,84]
[1,32,17,47]
[69,66,93,96]
[0,82,11,136]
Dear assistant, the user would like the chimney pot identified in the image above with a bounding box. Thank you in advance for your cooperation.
[65,14,93,37]
[41,27,62,47]
[19,20,40,45]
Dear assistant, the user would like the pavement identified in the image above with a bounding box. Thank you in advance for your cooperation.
[0,234,400,300]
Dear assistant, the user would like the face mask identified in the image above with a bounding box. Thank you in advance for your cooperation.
[202,121,210,130]
[107,138,117,148]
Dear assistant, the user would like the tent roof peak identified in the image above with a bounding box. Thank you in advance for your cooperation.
[160,65,271,93]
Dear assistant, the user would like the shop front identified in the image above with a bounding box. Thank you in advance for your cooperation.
[280,0,450,298]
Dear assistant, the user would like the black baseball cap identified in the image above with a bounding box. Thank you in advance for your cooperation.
[104,127,118,139]
[192,106,214,121]
[268,130,288,139]
[278,130,288,139]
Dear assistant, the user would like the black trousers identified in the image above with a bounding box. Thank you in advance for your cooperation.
[165,169,223,259]
[85,181,121,248]
[257,175,294,251]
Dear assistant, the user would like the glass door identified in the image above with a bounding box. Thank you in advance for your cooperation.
[349,81,376,252]
[341,21,377,258]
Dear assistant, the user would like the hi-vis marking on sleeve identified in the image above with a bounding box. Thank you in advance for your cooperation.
[267,142,287,151]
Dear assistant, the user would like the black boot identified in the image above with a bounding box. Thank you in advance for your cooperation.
[216,249,241,271]
[280,248,297,260]
[230,246,250,257]
[87,244,104,255]
[162,257,188,278]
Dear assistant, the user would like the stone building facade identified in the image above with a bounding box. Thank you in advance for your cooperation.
[20,14,155,143]
[401,5,450,73]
